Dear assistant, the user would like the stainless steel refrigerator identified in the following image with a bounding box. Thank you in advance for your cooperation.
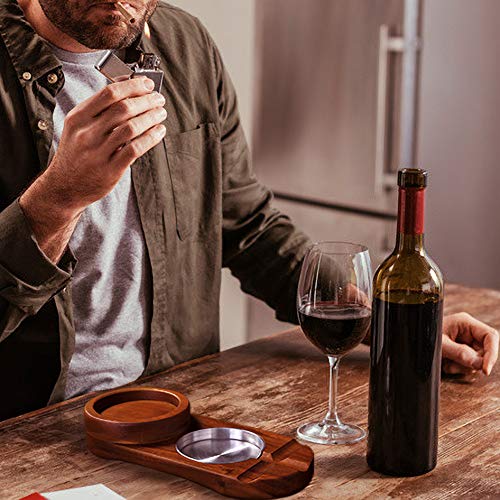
[249,0,423,339]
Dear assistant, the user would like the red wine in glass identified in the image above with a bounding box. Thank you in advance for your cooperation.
[298,302,371,356]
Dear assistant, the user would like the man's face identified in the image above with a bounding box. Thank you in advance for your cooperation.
[38,0,159,49]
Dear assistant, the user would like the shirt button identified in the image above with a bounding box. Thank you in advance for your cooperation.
[47,73,59,85]
[22,71,32,81]
[37,119,49,131]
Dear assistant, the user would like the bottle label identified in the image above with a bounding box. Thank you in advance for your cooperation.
[398,188,425,235]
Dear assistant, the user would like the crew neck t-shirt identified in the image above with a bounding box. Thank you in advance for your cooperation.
[48,44,151,399]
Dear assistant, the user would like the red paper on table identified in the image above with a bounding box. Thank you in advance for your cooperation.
[19,494,47,500]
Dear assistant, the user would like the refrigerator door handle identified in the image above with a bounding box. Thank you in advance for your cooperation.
[375,8,423,195]
[375,25,405,194]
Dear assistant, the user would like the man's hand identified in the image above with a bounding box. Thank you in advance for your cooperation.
[20,77,167,263]
[442,312,499,376]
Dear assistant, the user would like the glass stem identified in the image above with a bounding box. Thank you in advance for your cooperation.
[324,356,342,427]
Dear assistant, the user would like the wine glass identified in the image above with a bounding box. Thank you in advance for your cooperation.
[296,241,372,445]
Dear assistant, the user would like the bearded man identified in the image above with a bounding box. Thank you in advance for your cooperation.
[0,0,497,420]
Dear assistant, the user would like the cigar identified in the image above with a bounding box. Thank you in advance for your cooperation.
[116,2,136,24]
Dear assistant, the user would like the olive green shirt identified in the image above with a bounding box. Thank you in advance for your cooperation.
[0,0,310,420]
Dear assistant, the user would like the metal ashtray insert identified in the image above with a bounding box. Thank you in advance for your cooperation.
[175,427,265,464]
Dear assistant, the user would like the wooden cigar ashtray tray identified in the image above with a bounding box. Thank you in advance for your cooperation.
[84,387,314,499]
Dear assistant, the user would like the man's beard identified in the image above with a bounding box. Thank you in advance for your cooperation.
[38,1,159,49]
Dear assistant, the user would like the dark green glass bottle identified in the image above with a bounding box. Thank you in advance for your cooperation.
[367,168,444,476]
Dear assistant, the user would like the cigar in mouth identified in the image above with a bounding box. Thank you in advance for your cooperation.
[116,2,136,24]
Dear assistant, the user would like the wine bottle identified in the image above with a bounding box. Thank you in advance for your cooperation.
[367,168,444,476]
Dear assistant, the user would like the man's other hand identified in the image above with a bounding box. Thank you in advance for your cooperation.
[442,312,499,376]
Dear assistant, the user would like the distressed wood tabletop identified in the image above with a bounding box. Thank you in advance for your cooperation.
[1,284,499,499]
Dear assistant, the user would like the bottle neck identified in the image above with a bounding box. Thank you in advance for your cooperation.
[395,187,425,254]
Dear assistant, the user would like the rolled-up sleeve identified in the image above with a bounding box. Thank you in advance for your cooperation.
[0,199,75,341]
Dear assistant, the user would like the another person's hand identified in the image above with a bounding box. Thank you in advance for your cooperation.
[442,312,499,376]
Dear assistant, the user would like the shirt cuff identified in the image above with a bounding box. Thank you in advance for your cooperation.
[0,198,76,288]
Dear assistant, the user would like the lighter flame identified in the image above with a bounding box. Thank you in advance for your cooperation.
[144,22,151,39]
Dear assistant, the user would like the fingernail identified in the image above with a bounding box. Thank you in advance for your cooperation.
[157,124,166,137]
[144,78,155,91]
[153,91,165,104]
[471,355,483,370]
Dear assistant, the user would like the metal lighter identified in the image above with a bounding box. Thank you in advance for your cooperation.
[95,50,164,92]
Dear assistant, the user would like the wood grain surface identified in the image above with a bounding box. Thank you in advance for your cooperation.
[87,414,314,499]
[0,284,499,499]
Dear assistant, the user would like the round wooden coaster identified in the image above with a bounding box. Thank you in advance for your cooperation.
[84,387,191,445]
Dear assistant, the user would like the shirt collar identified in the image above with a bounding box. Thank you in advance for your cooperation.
[0,0,147,85]
[0,0,62,83]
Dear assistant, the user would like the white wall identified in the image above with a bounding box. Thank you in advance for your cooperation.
[419,0,500,289]
[167,0,256,348]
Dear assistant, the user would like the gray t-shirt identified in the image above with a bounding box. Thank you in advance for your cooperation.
[48,45,151,399]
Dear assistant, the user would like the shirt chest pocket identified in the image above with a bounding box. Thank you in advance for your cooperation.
[164,123,220,240]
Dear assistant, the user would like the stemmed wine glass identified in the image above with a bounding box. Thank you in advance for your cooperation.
[296,242,372,445]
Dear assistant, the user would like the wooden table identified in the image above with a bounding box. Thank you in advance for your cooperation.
[1,284,499,499]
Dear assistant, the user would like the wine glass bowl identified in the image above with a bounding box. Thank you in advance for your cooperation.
[296,242,372,445]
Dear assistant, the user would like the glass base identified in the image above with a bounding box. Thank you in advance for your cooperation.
[297,420,366,445]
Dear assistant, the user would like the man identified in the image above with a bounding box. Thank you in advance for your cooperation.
[0,0,497,420]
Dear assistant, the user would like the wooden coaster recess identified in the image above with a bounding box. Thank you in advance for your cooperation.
[84,387,190,445]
